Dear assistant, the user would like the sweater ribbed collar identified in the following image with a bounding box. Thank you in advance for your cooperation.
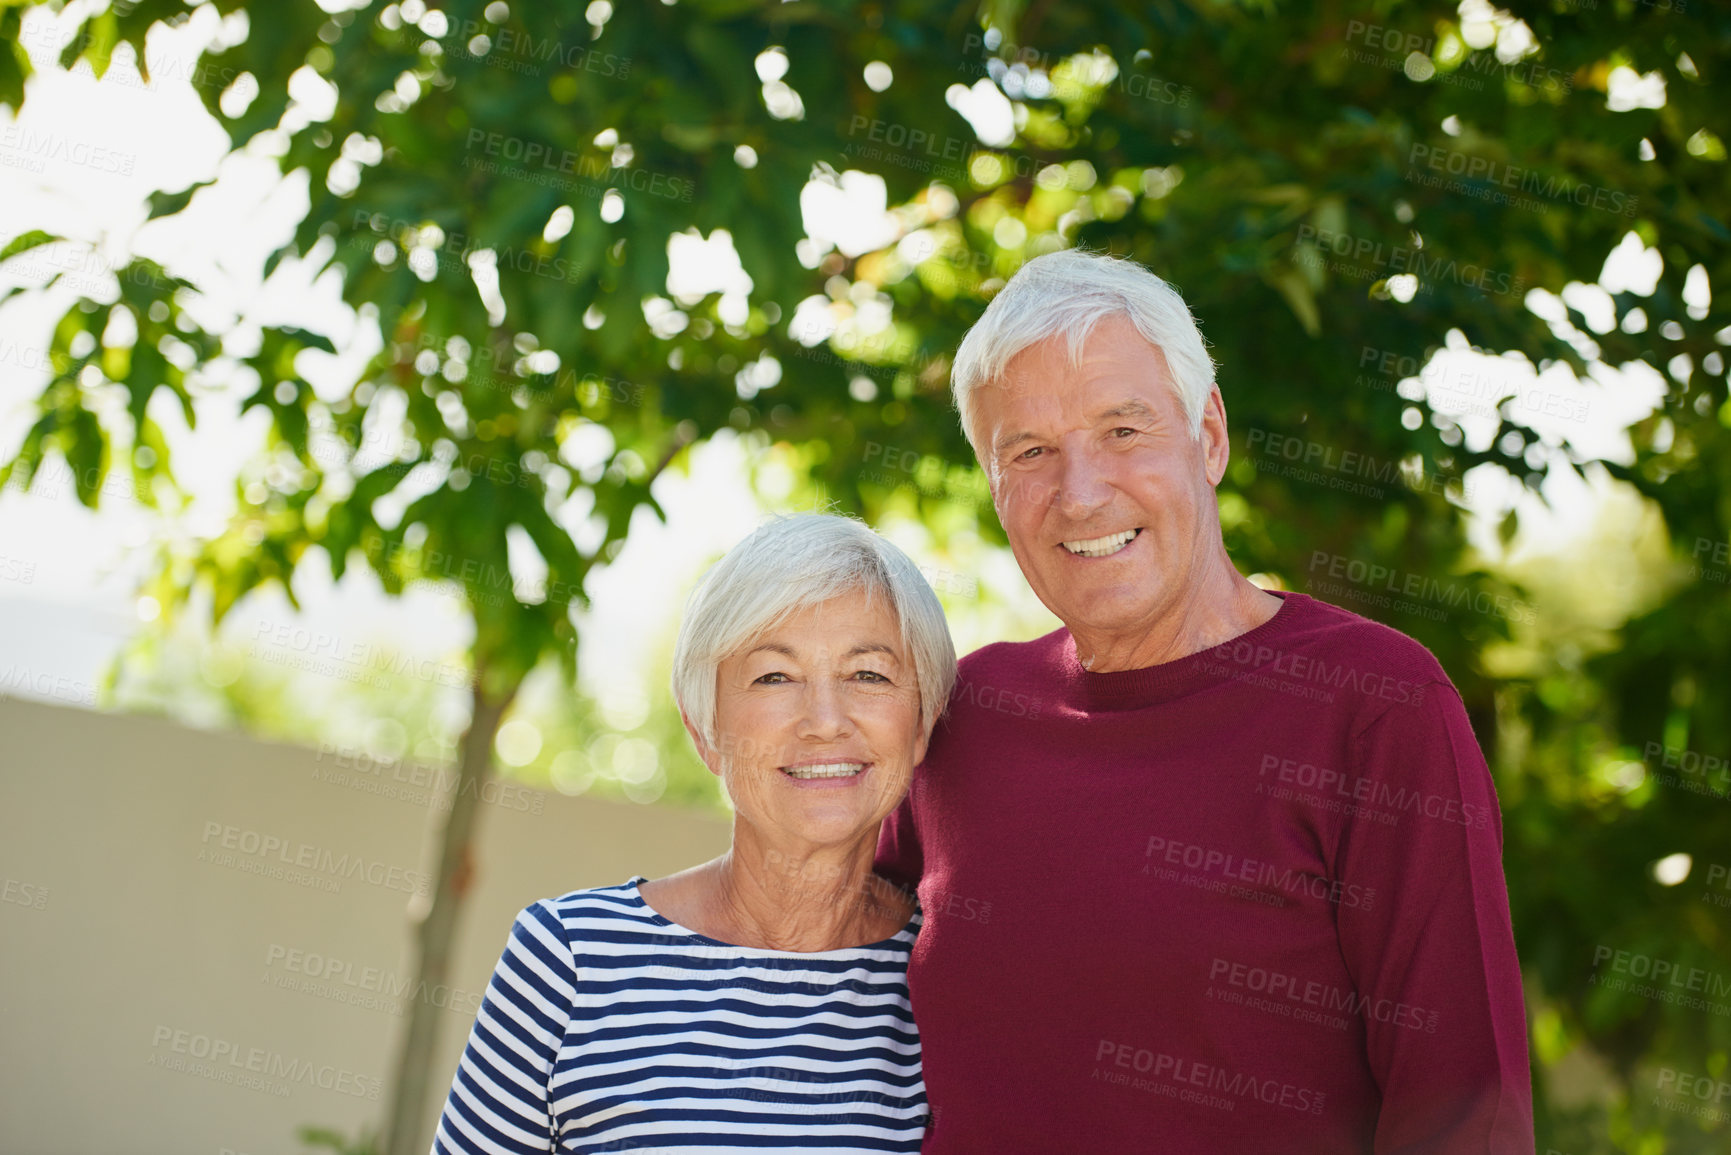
[1054,590,1308,708]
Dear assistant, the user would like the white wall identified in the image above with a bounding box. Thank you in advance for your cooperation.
[0,697,732,1155]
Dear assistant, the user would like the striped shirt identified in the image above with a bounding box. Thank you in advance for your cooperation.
[431,877,926,1153]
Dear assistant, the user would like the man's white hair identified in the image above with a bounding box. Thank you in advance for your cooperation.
[671,513,958,753]
[951,248,1217,456]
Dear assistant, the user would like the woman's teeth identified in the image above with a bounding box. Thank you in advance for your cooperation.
[1062,528,1140,557]
[782,762,866,779]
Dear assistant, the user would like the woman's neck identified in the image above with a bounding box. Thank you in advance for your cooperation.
[702,832,912,952]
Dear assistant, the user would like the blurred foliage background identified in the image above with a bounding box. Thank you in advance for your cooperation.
[2,0,1728,1151]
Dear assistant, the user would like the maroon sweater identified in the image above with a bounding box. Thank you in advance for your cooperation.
[875,591,1533,1153]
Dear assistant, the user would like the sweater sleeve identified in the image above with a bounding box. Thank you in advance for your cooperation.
[1333,681,1534,1154]
[430,901,577,1154]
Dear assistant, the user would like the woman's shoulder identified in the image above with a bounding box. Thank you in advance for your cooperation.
[498,877,662,956]
[529,876,662,931]
[494,879,691,988]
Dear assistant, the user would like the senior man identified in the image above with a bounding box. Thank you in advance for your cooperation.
[875,249,1532,1152]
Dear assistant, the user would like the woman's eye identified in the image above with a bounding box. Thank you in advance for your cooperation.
[753,672,789,684]
[854,670,889,683]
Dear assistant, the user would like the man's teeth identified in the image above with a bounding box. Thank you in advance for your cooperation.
[782,762,866,779]
[1062,529,1139,557]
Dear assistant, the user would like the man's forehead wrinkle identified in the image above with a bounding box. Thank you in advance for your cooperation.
[1098,398,1158,422]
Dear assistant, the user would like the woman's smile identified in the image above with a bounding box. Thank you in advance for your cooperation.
[779,758,873,787]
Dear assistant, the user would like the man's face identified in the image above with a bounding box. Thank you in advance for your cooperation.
[973,314,1231,642]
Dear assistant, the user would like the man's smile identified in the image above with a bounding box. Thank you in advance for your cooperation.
[1060,527,1143,558]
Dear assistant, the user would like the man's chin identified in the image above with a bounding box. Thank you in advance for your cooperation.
[1040,590,1165,638]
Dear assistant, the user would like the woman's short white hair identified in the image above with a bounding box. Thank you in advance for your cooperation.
[952,248,1217,455]
[671,513,958,752]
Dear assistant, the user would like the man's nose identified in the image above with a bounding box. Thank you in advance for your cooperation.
[1056,447,1113,521]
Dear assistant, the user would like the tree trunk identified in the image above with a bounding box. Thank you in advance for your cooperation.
[380,675,519,1155]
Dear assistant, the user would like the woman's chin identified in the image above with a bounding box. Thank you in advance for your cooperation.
[747,797,890,848]
[761,799,877,842]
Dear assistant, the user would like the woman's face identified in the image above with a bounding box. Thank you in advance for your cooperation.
[702,585,928,850]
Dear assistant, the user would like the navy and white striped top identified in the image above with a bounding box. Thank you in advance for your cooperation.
[430,877,926,1153]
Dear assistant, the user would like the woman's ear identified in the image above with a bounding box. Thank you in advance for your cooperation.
[679,709,721,777]
[913,720,933,769]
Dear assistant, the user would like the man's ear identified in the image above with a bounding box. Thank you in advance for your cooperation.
[679,709,721,777]
[1201,386,1230,487]
[968,384,1006,499]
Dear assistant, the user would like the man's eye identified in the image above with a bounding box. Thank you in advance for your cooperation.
[1112,426,1137,438]
[1017,446,1045,461]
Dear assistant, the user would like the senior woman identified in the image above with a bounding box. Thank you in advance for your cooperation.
[430,513,957,1154]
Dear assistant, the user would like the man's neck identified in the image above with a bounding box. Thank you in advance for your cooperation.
[1071,566,1284,674]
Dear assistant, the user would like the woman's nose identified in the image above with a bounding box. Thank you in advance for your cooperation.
[796,680,853,740]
